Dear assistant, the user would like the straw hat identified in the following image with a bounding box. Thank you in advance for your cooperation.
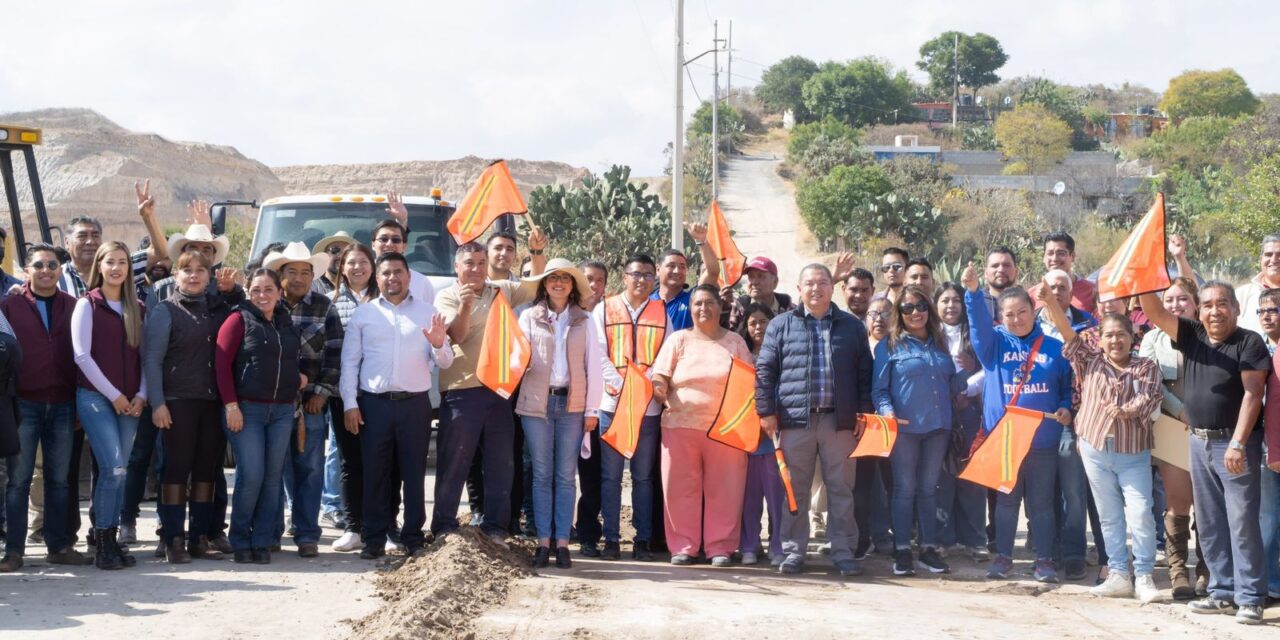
[522,258,591,301]
[166,224,230,266]
[313,230,356,255]
[264,241,331,275]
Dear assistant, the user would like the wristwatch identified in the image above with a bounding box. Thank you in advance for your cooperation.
[529,249,544,255]
[1228,439,1246,451]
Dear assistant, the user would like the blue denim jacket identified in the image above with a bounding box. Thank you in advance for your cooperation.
[872,335,958,434]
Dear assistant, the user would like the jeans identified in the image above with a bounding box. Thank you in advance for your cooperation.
[322,421,344,517]
[779,413,858,563]
[226,401,294,552]
[1189,431,1267,607]
[936,405,986,548]
[1054,429,1088,563]
[1261,445,1280,597]
[432,387,515,536]
[889,429,949,549]
[122,405,159,526]
[520,395,582,542]
[995,448,1056,559]
[359,393,432,550]
[281,409,326,544]
[5,401,74,555]
[600,411,661,543]
[76,388,140,529]
[1078,439,1156,576]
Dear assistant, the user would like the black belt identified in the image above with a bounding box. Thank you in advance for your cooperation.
[360,390,425,401]
[810,407,835,415]
[1190,427,1231,440]
[549,387,570,397]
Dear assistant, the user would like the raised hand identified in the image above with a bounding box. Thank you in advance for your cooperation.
[423,313,448,348]
[456,281,479,308]
[135,179,156,218]
[527,224,548,251]
[960,261,980,293]
[186,199,212,227]
[685,221,709,243]
[385,191,409,226]
[216,268,239,292]
[1168,234,1187,259]
[833,252,855,284]
[1034,281,1054,305]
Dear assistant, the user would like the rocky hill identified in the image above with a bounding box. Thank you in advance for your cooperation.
[0,108,588,247]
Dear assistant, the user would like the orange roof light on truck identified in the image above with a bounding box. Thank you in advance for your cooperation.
[0,123,55,267]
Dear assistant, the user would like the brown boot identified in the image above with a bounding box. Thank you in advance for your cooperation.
[188,536,225,560]
[166,536,192,564]
[1164,513,1195,600]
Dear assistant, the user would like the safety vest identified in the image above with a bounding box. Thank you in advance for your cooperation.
[604,295,667,372]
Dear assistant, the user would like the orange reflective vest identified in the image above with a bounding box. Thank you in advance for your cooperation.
[604,296,667,372]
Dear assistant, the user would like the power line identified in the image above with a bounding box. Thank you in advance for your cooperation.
[685,65,704,103]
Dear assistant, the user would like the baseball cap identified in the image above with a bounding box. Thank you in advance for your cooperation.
[745,256,777,276]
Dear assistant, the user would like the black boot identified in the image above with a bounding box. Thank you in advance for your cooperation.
[94,528,122,570]
[166,536,192,564]
[111,527,136,567]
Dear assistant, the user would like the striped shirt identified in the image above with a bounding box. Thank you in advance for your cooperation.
[1061,336,1162,453]
[804,306,835,410]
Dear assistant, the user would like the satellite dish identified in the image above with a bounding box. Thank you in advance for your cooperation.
[1052,181,1067,196]
[1003,96,1012,106]
[975,95,983,105]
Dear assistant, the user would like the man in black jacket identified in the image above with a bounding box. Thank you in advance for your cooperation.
[756,263,873,578]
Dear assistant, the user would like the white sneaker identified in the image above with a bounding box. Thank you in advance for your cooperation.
[1090,571,1133,598]
[741,552,758,565]
[332,531,362,553]
[1134,574,1161,603]
[386,540,406,555]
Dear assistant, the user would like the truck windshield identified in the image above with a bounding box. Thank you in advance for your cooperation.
[250,202,456,276]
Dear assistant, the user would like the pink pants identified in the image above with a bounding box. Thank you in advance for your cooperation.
[660,427,748,558]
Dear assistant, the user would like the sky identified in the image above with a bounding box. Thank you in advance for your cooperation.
[3,0,1277,177]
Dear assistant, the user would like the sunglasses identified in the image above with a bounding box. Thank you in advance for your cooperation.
[373,236,404,245]
[29,260,60,271]
[899,302,929,315]
[880,263,905,273]
[326,245,348,255]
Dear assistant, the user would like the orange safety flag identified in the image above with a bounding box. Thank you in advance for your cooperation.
[475,290,530,400]
[958,406,1044,494]
[600,361,653,459]
[772,434,799,514]
[447,160,528,245]
[705,200,746,289]
[1097,192,1171,302]
[850,414,899,458]
[706,357,762,453]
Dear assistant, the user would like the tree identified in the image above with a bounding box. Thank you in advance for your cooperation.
[801,57,914,128]
[1138,115,1237,172]
[791,134,868,179]
[1160,69,1261,119]
[994,103,1072,175]
[795,163,892,243]
[529,165,681,276]
[689,101,745,153]
[756,55,820,120]
[1016,77,1096,150]
[1222,152,1280,248]
[786,117,861,160]
[916,31,1009,96]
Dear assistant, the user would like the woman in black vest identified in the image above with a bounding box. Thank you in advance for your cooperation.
[143,252,235,563]
[72,241,147,570]
[215,268,304,564]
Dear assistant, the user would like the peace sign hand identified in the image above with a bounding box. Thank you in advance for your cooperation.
[135,179,156,219]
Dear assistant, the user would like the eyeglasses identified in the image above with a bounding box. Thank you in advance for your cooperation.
[625,271,655,281]
[1257,307,1280,317]
[29,260,60,271]
[545,273,574,283]
[373,236,403,245]
[880,263,904,273]
[899,301,929,315]
[867,310,891,320]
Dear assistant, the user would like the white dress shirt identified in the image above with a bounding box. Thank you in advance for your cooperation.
[592,296,672,417]
[518,303,604,417]
[340,292,454,407]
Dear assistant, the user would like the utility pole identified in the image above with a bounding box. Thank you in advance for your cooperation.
[711,20,720,201]
[726,21,733,104]
[952,32,959,128]
[672,0,685,250]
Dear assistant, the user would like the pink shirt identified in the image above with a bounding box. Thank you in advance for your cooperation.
[651,329,751,431]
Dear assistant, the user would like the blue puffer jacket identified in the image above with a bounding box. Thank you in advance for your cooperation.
[965,290,1073,450]
[755,305,873,430]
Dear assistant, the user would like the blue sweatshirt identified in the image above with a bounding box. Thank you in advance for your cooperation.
[965,290,1073,450]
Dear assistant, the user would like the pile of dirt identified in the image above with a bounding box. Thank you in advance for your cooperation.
[349,527,533,640]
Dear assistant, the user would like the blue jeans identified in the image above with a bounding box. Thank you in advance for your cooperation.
[281,409,326,544]
[1078,439,1156,576]
[1190,431,1266,607]
[1262,446,1280,597]
[600,410,661,543]
[322,420,343,517]
[226,401,294,552]
[996,448,1056,559]
[520,395,583,543]
[5,400,74,554]
[889,428,949,549]
[1055,429,1088,562]
[77,388,140,529]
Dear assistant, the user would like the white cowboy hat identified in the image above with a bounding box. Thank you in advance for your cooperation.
[166,224,230,266]
[313,230,356,255]
[264,241,331,275]
[522,258,591,302]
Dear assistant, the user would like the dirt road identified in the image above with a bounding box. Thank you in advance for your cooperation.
[715,137,813,287]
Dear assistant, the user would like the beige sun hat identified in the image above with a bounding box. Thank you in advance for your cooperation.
[167,224,230,266]
[522,258,591,301]
[264,241,331,275]
[313,230,356,255]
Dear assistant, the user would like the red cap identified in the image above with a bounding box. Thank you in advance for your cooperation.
[745,256,777,276]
